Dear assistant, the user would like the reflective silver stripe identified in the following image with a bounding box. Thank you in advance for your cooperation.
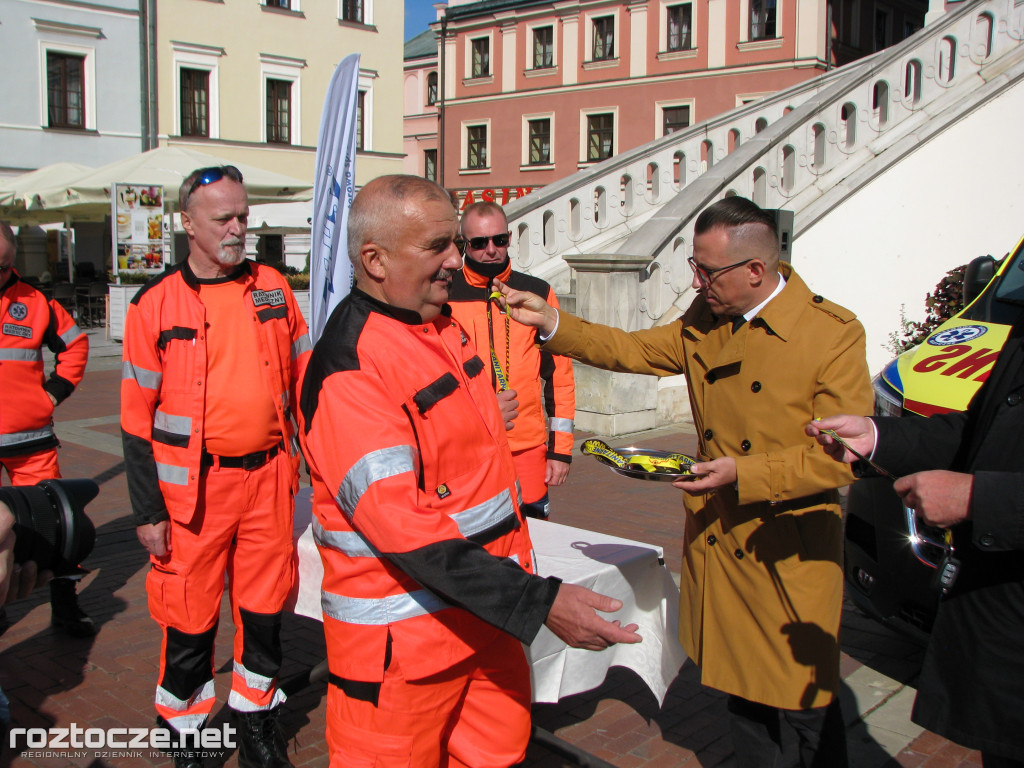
[313,520,381,558]
[515,479,522,507]
[549,417,574,434]
[337,445,416,514]
[233,661,275,693]
[292,333,312,358]
[122,361,162,390]
[163,713,208,733]
[156,462,189,485]
[0,426,54,447]
[154,409,192,437]
[155,679,216,713]
[227,688,286,713]
[451,489,516,538]
[60,325,84,345]
[322,588,451,625]
[0,348,42,362]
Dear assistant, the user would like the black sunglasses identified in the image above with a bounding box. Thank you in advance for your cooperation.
[183,166,243,210]
[456,233,511,252]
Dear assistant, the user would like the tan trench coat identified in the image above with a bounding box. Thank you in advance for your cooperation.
[547,265,872,709]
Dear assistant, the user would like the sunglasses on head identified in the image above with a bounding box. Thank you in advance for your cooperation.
[183,166,243,209]
[456,233,511,252]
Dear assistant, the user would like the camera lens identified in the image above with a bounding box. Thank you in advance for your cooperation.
[0,479,98,576]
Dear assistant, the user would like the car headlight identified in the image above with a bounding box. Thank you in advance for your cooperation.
[872,373,904,418]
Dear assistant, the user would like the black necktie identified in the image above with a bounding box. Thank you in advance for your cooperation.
[732,316,747,332]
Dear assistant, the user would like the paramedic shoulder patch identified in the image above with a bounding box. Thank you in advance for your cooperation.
[2,323,32,339]
[252,289,286,307]
[8,302,28,321]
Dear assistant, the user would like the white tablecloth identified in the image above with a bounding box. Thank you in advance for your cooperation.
[286,489,687,704]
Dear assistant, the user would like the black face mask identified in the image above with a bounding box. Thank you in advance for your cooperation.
[464,254,510,279]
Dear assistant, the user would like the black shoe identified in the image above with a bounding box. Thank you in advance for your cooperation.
[233,707,292,768]
[155,716,204,768]
[49,579,96,638]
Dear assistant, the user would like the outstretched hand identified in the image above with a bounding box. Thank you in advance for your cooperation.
[491,279,559,335]
[544,582,642,651]
[805,415,876,464]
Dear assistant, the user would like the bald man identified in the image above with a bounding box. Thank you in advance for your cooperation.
[299,174,640,768]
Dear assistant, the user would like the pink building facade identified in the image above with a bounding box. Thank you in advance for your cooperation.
[406,0,924,207]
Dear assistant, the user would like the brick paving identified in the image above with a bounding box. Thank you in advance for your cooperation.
[0,331,982,767]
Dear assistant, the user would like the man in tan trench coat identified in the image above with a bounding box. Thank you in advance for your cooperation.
[496,197,873,768]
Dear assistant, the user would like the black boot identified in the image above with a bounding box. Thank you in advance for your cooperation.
[49,578,96,637]
[155,716,204,768]
[233,707,292,768]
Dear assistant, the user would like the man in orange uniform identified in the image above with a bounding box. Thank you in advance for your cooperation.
[448,203,575,519]
[0,221,92,638]
[121,167,311,768]
[299,175,641,768]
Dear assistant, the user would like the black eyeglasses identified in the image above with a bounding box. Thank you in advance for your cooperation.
[182,165,243,210]
[456,232,511,252]
[687,256,755,285]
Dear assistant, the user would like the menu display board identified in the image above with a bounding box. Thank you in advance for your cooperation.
[112,183,166,276]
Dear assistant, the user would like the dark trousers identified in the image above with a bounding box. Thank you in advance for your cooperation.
[727,695,848,768]
[983,753,1024,768]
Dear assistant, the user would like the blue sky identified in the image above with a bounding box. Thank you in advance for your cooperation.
[405,0,442,41]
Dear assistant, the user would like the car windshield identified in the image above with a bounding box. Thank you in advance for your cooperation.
[960,241,1024,322]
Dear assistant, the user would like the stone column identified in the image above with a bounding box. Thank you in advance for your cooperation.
[628,1,649,78]
[562,251,659,435]
[558,7,579,86]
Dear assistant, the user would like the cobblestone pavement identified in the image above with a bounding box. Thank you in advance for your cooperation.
[0,331,981,767]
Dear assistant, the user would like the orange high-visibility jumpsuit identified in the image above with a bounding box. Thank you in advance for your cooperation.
[0,269,87,485]
[121,260,310,732]
[449,261,574,518]
[300,288,563,767]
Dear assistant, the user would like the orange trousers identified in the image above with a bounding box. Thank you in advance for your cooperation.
[0,448,60,485]
[326,631,531,768]
[147,453,295,732]
[513,444,549,519]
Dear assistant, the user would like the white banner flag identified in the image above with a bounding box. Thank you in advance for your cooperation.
[309,53,360,342]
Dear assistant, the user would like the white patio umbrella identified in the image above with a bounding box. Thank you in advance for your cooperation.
[33,145,312,216]
[0,162,94,223]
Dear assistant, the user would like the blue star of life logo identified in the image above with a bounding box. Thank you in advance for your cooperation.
[927,325,988,346]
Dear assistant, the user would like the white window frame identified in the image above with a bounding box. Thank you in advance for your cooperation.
[738,0,783,45]
[461,119,491,173]
[584,9,620,63]
[521,111,555,169]
[465,32,494,80]
[172,42,223,139]
[357,70,376,152]
[260,54,304,146]
[264,0,300,12]
[661,1,697,53]
[579,107,618,165]
[525,22,557,70]
[38,40,97,131]
[337,0,372,25]
[655,99,695,137]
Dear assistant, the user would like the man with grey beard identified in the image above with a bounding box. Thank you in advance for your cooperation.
[121,166,311,768]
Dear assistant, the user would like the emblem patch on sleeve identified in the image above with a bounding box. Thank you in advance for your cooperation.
[8,301,28,321]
